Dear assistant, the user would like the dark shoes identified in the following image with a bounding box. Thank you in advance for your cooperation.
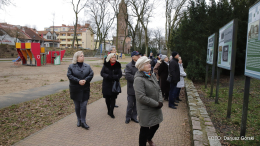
[169,106,177,109]
[109,113,115,118]
[173,103,178,106]
[131,118,139,123]
[177,99,182,101]
[147,140,156,146]
[164,98,168,101]
[175,100,179,103]
[81,122,90,130]
[125,119,130,124]
[114,105,119,108]
[77,120,81,127]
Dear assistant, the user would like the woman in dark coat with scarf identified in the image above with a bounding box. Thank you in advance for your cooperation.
[101,53,122,118]
[158,55,170,101]
[67,51,94,130]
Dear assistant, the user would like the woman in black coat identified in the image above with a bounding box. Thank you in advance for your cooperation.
[67,51,94,130]
[158,55,170,101]
[101,53,122,118]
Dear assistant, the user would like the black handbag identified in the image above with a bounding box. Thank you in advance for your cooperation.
[112,81,121,93]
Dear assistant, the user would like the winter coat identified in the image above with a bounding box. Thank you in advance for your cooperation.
[153,60,161,81]
[158,61,170,94]
[149,56,156,72]
[177,63,186,88]
[101,61,122,96]
[125,60,138,95]
[169,58,180,84]
[133,71,163,127]
[67,63,94,101]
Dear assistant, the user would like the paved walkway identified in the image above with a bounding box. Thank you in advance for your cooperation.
[0,76,103,109]
[14,86,191,146]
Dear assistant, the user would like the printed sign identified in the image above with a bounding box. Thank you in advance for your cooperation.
[245,2,260,80]
[217,20,234,70]
[207,34,215,64]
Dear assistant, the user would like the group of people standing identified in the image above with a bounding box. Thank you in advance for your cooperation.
[150,51,187,109]
[66,48,186,146]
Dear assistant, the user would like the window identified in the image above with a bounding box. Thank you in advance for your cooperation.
[62,34,66,36]
[63,28,65,31]
[77,34,81,36]
[71,34,74,36]
[47,36,51,39]
[62,39,66,41]
[54,29,58,31]
[78,39,81,41]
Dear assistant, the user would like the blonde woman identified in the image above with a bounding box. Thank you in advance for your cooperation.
[67,51,94,130]
[134,56,163,146]
[101,53,122,118]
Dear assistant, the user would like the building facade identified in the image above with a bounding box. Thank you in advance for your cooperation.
[37,31,60,47]
[44,23,95,49]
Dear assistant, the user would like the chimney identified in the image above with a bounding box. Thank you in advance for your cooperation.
[62,24,66,27]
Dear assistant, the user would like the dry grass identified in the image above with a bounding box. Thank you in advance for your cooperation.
[0,78,127,146]
[194,76,260,146]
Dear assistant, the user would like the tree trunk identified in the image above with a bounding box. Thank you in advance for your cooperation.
[72,14,78,49]
[144,27,148,56]
[116,13,119,53]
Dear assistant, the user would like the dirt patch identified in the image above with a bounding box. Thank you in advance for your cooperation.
[0,56,132,96]
[0,61,101,96]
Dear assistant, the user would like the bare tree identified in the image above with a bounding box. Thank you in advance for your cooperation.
[128,0,155,56]
[52,13,55,48]
[0,0,13,9]
[153,27,163,53]
[86,0,116,54]
[165,0,187,56]
[71,0,86,49]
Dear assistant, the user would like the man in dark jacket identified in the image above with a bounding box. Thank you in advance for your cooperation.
[168,51,180,109]
[125,51,140,124]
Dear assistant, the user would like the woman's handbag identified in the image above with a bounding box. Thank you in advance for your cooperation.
[112,81,121,93]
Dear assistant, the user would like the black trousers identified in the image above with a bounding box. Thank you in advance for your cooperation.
[104,94,117,115]
[139,124,159,146]
[73,100,88,123]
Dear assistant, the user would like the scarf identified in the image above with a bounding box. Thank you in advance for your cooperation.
[110,62,116,66]
[143,71,151,78]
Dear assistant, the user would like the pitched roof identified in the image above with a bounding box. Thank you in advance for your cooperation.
[0,24,31,40]
[37,31,49,35]
[23,27,43,41]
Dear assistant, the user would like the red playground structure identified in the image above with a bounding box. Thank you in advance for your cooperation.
[16,42,65,66]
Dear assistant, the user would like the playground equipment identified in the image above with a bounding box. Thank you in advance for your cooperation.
[16,42,65,66]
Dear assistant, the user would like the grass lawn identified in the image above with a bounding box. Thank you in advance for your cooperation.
[119,62,128,64]
[194,75,260,146]
[0,78,127,146]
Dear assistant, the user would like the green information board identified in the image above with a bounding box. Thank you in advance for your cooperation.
[245,1,260,80]
[207,34,215,64]
[217,20,234,70]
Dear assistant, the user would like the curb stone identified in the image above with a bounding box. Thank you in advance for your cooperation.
[184,78,221,146]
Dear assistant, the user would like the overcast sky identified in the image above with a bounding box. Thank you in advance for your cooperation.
[0,0,212,38]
